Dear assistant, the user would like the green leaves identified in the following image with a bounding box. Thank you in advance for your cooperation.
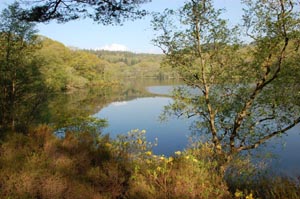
[0,2,51,134]
[35,37,106,91]
[152,0,300,160]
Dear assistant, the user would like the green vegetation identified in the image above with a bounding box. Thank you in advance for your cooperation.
[35,37,176,91]
[0,2,176,133]
[87,50,179,80]
[1,0,300,198]
[0,126,299,199]
[0,2,50,135]
[36,37,107,91]
[152,0,300,168]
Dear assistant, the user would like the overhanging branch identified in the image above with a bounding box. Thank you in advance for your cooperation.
[238,116,300,151]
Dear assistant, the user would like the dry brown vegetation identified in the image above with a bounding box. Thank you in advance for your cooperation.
[0,126,299,199]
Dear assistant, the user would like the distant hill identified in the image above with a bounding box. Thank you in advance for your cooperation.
[36,37,178,91]
[86,50,179,80]
[36,36,108,91]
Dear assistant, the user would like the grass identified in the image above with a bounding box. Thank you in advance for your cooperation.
[0,126,299,199]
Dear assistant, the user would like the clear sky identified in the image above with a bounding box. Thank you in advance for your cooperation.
[0,0,243,53]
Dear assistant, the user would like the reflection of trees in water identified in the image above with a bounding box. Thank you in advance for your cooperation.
[45,79,179,129]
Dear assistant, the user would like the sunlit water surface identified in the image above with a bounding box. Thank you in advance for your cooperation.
[94,85,300,176]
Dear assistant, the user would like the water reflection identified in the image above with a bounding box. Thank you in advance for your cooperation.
[45,79,177,128]
[94,97,193,155]
[94,83,300,175]
[266,125,300,176]
[46,78,299,175]
[147,85,175,96]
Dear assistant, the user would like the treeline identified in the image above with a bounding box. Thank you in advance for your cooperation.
[86,50,179,80]
[37,36,178,91]
[0,2,111,134]
[37,39,179,91]
[36,37,107,91]
[36,38,180,90]
[1,2,300,199]
[0,2,176,134]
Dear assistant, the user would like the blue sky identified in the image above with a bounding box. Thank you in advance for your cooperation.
[0,0,243,53]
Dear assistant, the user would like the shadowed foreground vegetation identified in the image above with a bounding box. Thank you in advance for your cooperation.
[0,126,299,199]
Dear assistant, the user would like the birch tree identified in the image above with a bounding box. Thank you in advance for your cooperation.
[152,0,300,164]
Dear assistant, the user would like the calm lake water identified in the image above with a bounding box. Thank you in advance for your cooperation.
[93,80,300,175]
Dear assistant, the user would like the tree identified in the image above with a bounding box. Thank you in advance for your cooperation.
[18,0,151,24]
[152,0,300,165]
[0,2,50,135]
[35,37,106,91]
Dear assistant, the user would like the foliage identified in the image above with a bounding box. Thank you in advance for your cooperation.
[152,0,300,166]
[127,142,230,199]
[227,170,300,199]
[18,0,150,24]
[35,38,173,92]
[1,1,299,198]
[56,116,108,137]
[0,2,50,135]
[0,126,130,199]
[87,50,179,80]
[36,37,107,91]
[1,125,300,198]
[0,126,229,199]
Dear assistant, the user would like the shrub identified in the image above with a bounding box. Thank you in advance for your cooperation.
[1,126,299,199]
[0,126,129,199]
[126,145,231,199]
[226,154,300,199]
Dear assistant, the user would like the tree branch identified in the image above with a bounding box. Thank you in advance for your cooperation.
[238,117,300,151]
[230,7,290,152]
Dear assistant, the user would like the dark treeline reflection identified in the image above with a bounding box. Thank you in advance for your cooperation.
[41,79,179,130]
[0,3,178,136]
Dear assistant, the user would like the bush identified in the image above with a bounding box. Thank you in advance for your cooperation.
[227,171,300,199]
[0,126,129,199]
[226,155,300,199]
[126,145,230,199]
[1,126,299,199]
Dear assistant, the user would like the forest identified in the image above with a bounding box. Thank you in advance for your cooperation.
[36,37,175,92]
[1,0,300,199]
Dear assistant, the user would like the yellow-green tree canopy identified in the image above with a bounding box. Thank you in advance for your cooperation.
[36,37,107,91]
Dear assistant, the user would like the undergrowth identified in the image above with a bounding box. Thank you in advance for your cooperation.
[0,126,299,199]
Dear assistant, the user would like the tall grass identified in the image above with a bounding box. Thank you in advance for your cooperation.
[0,126,299,198]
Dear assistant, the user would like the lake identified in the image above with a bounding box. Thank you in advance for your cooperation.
[91,79,300,176]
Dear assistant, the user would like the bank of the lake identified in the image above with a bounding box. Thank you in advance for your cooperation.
[92,80,300,176]
[1,79,299,199]
[39,78,300,175]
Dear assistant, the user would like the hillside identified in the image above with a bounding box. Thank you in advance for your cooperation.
[86,50,179,80]
[36,37,178,91]
[36,37,108,91]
